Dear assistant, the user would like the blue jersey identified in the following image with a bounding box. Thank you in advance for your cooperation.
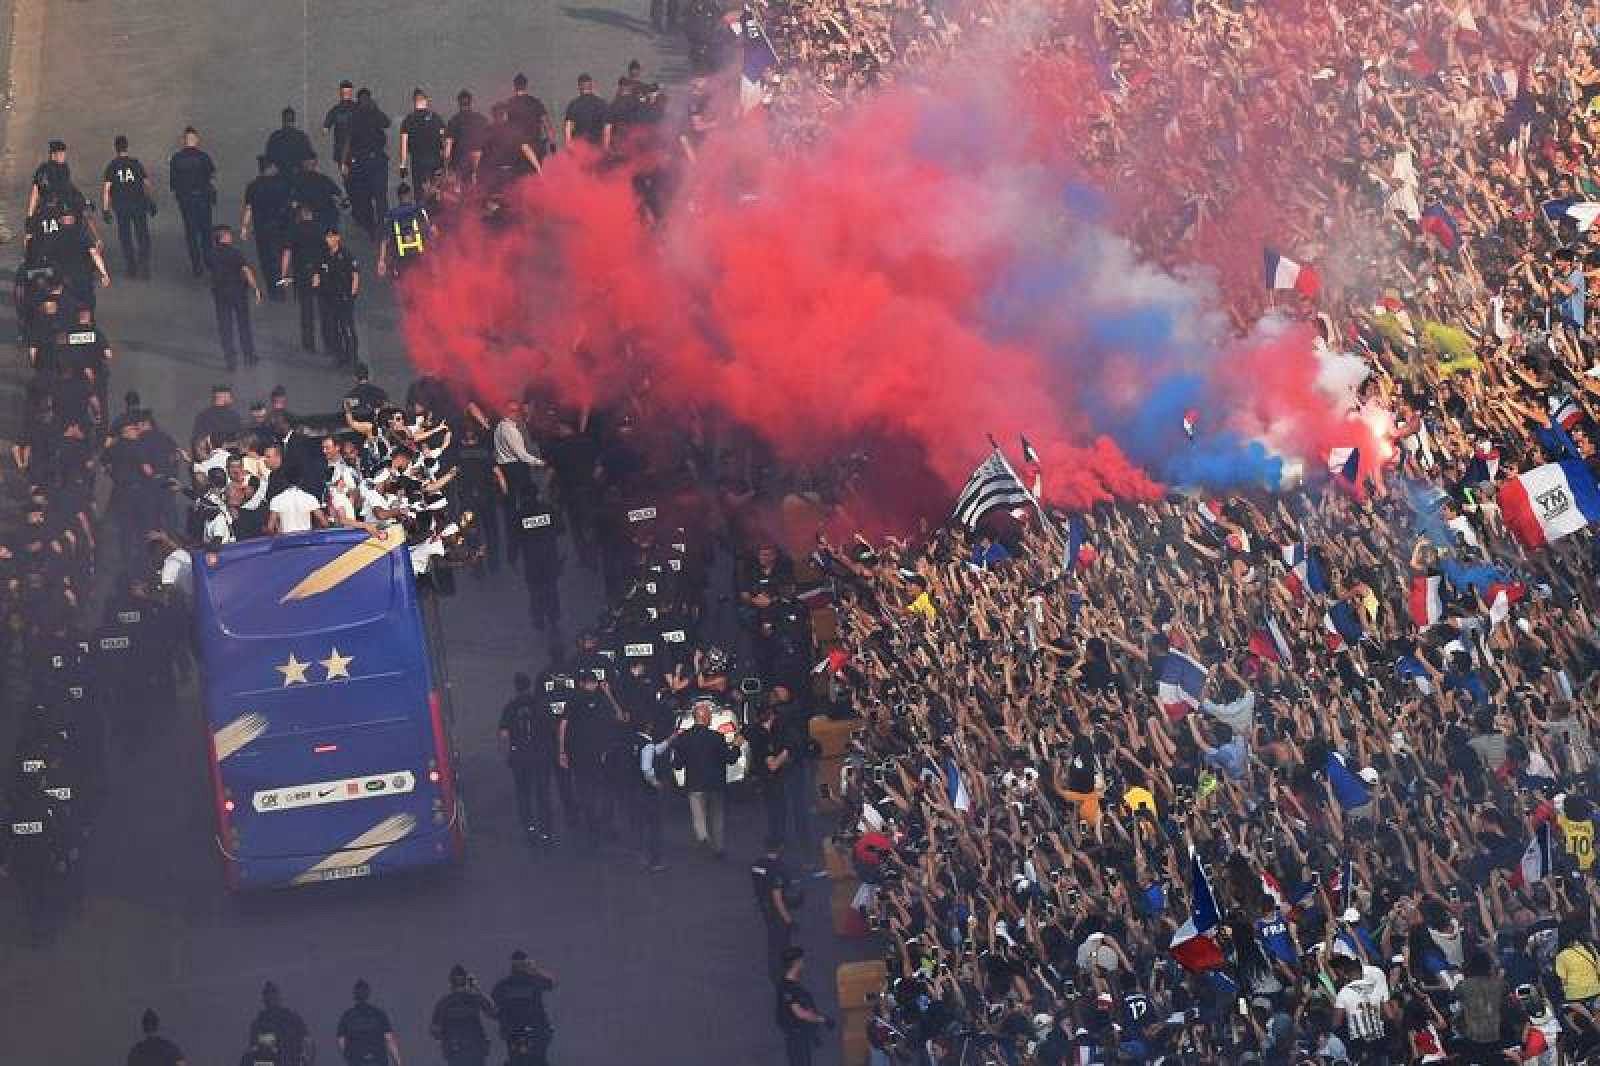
[1257,915,1296,964]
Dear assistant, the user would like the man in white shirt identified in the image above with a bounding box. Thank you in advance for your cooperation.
[1330,955,1392,1061]
[266,482,327,534]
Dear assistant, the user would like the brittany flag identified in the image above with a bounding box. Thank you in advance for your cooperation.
[1264,248,1321,298]
[1170,852,1225,972]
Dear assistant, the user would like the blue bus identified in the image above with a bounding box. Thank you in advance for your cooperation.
[191,526,464,889]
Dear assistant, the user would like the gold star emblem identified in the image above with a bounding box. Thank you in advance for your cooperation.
[276,653,310,686]
[321,647,354,681]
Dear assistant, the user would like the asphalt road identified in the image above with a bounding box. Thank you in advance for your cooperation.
[0,2,854,1063]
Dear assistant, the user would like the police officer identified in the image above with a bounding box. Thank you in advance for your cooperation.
[753,837,798,982]
[240,156,292,297]
[323,81,358,173]
[429,964,496,1066]
[248,981,312,1066]
[632,715,673,871]
[374,183,431,280]
[558,668,612,838]
[343,89,390,231]
[28,139,77,218]
[101,136,154,278]
[336,978,401,1066]
[490,951,556,1066]
[310,228,360,366]
[126,1009,186,1066]
[209,224,263,369]
[0,776,80,942]
[290,157,344,233]
[514,488,562,633]
[776,948,832,1066]
[499,672,556,841]
[264,108,315,178]
[538,669,579,843]
[398,89,447,188]
[277,202,325,352]
[168,127,217,276]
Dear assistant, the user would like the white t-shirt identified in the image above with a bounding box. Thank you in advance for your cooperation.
[1334,966,1390,1042]
[269,485,322,533]
[160,549,193,597]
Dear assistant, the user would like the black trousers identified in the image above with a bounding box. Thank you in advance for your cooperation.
[347,154,389,237]
[254,228,283,292]
[292,275,319,349]
[177,195,212,273]
[114,207,150,273]
[633,786,664,865]
[510,758,555,831]
[212,288,254,363]
[783,1029,814,1066]
[319,294,357,364]
[524,570,561,629]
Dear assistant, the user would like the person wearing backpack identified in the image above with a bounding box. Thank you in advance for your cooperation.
[374,182,433,281]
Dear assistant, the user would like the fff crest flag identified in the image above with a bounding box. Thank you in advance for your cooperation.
[1499,460,1600,549]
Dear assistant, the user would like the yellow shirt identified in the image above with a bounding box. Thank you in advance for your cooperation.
[1557,944,1600,1002]
[1123,785,1156,817]
[1562,814,1597,872]
[907,591,937,621]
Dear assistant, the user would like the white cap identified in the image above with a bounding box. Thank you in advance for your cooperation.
[1342,907,1361,924]
[1358,766,1380,785]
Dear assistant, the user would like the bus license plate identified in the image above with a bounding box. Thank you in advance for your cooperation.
[315,864,371,882]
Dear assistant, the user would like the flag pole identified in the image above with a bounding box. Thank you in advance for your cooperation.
[989,436,1068,554]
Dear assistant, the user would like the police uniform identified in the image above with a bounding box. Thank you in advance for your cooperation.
[540,671,580,838]
[429,985,493,1066]
[168,143,216,275]
[313,244,360,365]
[243,166,292,292]
[335,1001,394,1066]
[491,969,556,1066]
[752,850,794,981]
[515,497,562,630]
[501,689,557,838]
[102,154,152,276]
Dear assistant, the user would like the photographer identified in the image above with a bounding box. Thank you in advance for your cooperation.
[428,965,495,1066]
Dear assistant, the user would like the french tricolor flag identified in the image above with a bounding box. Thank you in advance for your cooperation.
[1549,393,1586,432]
[1281,543,1327,599]
[1182,409,1199,440]
[1490,68,1519,100]
[1408,573,1444,629]
[1248,612,1293,665]
[1513,821,1553,888]
[1170,852,1225,973]
[1264,248,1321,298]
[1323,601,1363,651]
[1499,460,1600,550]
[1328,447,1361,484]
[1485,580,1526,628]
[1541,198,1600,234]
[1157,650,1208,721]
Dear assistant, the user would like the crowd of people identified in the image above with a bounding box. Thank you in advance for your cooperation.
[720,2,1600,1066]
[23,0,1600,1064]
